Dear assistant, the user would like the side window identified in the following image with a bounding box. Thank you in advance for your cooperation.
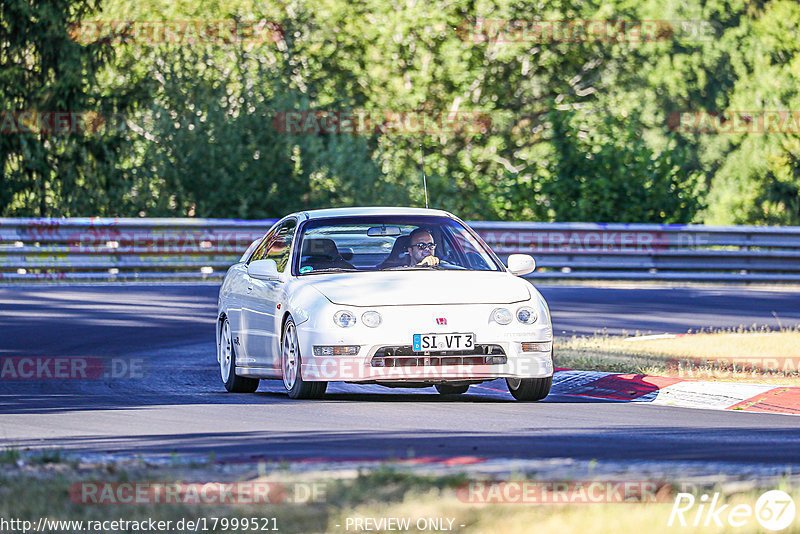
[251,219,297,272]
[248,230,276,264]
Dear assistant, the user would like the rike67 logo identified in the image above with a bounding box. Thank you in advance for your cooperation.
[668,490,796,530]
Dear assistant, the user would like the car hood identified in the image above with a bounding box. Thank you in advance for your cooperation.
[305,271,531,306]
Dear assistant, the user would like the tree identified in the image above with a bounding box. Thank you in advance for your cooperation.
[542,108,704,222]
[0,0,140,216]
[702,0,800,224]
[129,44,391,217]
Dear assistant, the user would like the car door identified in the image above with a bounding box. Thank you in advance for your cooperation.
[224,229,275,368]
[240,218,297,370]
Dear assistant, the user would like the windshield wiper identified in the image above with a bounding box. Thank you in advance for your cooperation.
[301,267,359,274]
[385,265,436,270]
[386,262,466,271]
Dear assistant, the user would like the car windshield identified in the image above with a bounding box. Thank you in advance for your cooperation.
[294,216,502,275]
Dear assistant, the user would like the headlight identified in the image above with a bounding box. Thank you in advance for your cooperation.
[333,310,356,328]
[516,306,538,324]
[361,311,382,328]
[491,308,513,325]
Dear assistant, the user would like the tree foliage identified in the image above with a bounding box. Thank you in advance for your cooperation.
[543,108,704,222]
[1,0,799,224]
[0,0,142,216]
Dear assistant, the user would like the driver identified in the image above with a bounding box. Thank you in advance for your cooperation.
[407,227,440,266]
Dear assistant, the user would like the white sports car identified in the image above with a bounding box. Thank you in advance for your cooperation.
[216,207,553,401]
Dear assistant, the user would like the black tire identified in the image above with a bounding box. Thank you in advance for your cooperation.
[282,318,327,400]
[435,384,469,395]
[219,318,259,393]
[506,376,552,401]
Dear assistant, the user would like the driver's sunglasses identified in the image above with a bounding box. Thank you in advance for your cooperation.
[413,242,436,251]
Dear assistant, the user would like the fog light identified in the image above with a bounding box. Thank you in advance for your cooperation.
[521,341,552,353]
[313,345,360,356]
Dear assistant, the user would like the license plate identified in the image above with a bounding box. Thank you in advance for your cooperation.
[413,333,475,351]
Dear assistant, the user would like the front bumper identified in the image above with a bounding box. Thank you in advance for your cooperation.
[295,303,554,383]
[298,350,553,383]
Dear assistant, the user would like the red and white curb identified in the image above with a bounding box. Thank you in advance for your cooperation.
[553,369,800,415]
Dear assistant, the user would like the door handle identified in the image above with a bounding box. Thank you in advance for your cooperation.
[246,286,253,293]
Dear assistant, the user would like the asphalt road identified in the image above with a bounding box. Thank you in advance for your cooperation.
[2,283,800,465]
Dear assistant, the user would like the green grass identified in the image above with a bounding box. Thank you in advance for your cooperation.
[29,449,69,465]
[0,447,21,464]
[554,326,800,384]
[1,460,798,533]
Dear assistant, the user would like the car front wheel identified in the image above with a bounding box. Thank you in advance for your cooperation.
[506,376,552,401]
[281,317,327,399]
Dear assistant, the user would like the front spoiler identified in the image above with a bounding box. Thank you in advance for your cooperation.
[296,352,553,382]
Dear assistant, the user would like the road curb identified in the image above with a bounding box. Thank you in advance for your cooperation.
[553,369,800,415]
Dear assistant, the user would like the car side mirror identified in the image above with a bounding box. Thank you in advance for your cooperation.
[507,254,536,276]
[248,259,280,280]
[239,239,261,263]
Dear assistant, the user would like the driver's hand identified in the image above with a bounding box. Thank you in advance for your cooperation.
[417,255,440,266]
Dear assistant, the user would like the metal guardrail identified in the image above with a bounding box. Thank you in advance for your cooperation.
[471,222,800,282]
[0,218,274,281]
[1,218,800,282]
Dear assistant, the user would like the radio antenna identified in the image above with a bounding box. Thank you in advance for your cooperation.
[420,143,429,208]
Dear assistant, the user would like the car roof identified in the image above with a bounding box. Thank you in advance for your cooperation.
[296,206,455,220]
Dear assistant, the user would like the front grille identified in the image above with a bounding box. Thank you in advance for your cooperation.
[371,344,506,367]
